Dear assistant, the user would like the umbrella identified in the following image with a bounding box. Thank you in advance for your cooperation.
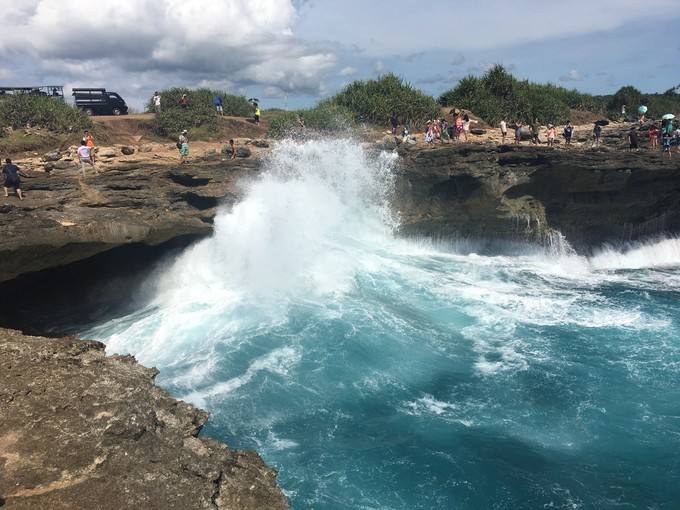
[638,105,648,114]
[595,119,609,126]
[662,113,675,120]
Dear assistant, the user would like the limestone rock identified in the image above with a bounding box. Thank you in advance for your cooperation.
[121,146,135,156]
[236,147,252,158]
[250,139,270,148]
[42,150,61,162]
[0,328,289,510]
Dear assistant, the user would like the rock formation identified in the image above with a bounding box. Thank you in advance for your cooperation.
[395,142,680,251]
[0,328,288,510]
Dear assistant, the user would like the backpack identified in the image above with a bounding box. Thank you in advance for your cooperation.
[176,141,182,149]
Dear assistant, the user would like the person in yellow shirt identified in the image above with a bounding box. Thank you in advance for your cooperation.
[253,103,261,125]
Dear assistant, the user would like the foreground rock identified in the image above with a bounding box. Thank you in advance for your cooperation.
[0,328,288,510]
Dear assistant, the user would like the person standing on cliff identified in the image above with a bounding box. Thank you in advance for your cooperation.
[152,91,161,113]
[500,118,507,143]
[253,103,261,125]
[648,124,659,149]
[83,130,96,163]
[530,119,540,144]
[592,123,602,147]
[178,130,189,164]
[514,121,523,145]
[213,94,223,116]
[2,158,28,200]
[563,121,574,146]
[545,124,556,147]
[390,114,398,135]
[627,127,639,152]
[77,140,99,178]
[179,94,189,108]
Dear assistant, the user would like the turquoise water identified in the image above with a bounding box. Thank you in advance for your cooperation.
[86,140,680,509]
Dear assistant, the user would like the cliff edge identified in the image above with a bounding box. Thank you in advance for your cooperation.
[0,328,288,510]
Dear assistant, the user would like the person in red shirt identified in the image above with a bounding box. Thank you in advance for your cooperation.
[648,125,659,149]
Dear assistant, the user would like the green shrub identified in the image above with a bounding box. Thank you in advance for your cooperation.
[328,74,440,129]
[267,112,300,138]
[266,104,355,139]
[0,94,91,132]
[148,87,253,136]
[439,65,604,125]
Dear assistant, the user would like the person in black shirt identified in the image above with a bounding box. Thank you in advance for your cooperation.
[628,128,639,152]
[2,158,28,200]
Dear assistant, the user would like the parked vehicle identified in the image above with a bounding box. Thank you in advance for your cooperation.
[72,88,128,116]
[0,86,65,101]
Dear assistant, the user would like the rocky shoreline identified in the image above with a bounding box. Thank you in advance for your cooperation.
[1,136,679,509]
[0,328,288,509]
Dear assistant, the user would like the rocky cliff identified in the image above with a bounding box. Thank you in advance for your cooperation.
[394,143,680,251]
[0,328,288,510]
[0,157,260,283]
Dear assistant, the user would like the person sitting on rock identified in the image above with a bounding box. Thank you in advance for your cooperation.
[77,140,99,178]
[2,158,29,200]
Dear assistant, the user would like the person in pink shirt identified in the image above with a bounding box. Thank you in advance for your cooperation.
[545,124,556,147]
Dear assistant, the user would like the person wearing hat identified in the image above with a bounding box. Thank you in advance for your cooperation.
[545,124,556,147]
[178,129,189,164]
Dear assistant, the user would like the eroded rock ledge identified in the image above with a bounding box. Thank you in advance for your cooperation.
[0,328,288,510]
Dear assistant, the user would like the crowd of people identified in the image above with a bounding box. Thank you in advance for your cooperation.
[404,106,679,158]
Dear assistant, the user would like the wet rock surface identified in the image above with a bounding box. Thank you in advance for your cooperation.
[0,328,288,510]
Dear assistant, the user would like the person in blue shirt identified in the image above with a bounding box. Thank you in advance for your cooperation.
[213,95,223,116]
[3,158,28,200]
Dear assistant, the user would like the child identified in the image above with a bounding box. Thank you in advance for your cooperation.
[545,124,556,147]
[662,135,672,159]
[648,125,659,149]
[77,140,99,177]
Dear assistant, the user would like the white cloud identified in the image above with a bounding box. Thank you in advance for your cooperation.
[559,69,583,82]
[339,66,358,76]
[0,0,336,105]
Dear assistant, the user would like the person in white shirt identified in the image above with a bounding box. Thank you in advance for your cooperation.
[500,118,507,144]
[152,91,161,113]
[77,140,98,178]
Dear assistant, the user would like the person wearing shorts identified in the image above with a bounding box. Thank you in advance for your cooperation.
[179,130,189,163]
[563,121,573,146]
[213,95,223,115]
[500,119,507,143]
[2,158,27,200]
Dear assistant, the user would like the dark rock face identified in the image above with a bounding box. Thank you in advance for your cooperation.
[0,328,288,510]
[0,159,260,283]
[394,143,680,252]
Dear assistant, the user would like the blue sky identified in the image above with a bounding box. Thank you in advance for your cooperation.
[1,0,678,110]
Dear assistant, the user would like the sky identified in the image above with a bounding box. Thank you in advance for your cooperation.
[0,0,678,110]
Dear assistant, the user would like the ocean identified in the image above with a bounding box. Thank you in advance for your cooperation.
[84,139,680,509]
